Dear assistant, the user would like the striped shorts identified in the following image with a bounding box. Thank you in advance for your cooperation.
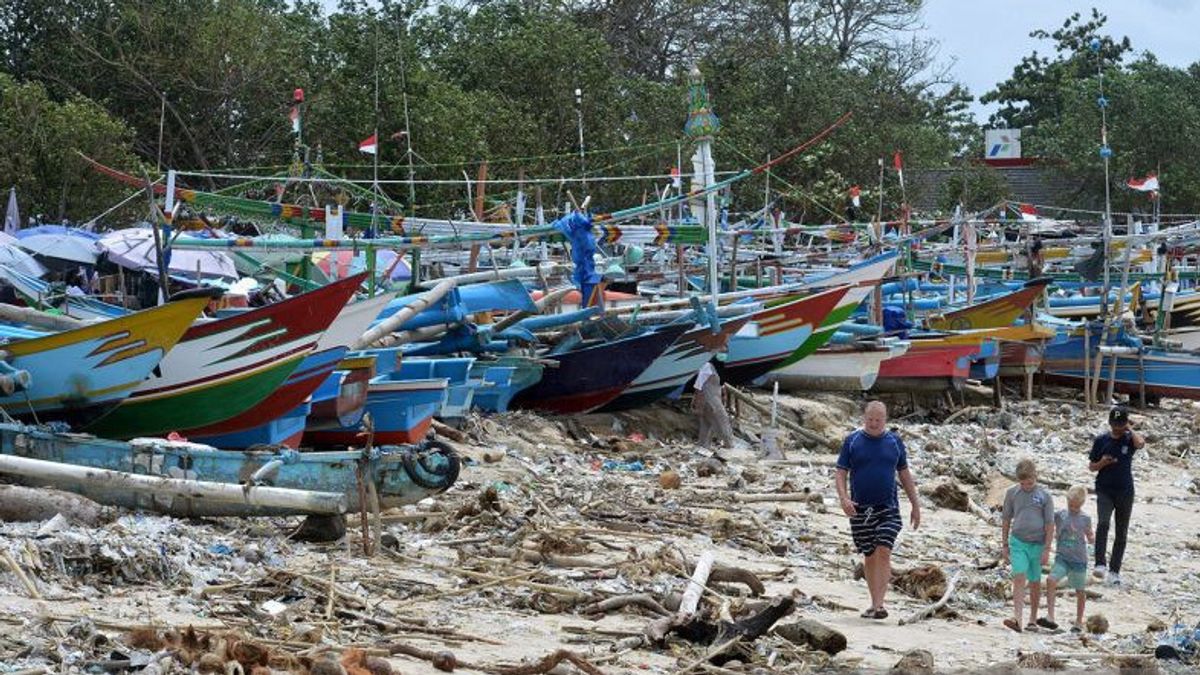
[849,505,902,556]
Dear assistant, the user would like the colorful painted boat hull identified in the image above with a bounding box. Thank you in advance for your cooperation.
[1,298,209,425]
[1041,329,1200,400]
[764,339,910,392]
[85,274,365,439]
[784,252,900,364]
[398,358,477,422]
[598,317,749,412]
[716,285,849,385]
[469,358,545,413]
[307,353,377,431]
[928,278,1050,330]
[872,341,981,392]
[304,376,449,446]
[0,422,459,516]
[513,323,689,415]
[188,347,350,445]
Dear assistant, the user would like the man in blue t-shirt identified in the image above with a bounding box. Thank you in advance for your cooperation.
[835,400,922,620]
[1088,406,1144,586]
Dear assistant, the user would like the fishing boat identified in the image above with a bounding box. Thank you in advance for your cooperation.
[468,357,545,413]
[763,338,910,392]
[597,315,750,412]
[512,322,690,415]
[926,278,1051,330]
[716,285,850,385]
[0,422,459,517]
[1041,325,1200,400]
[307,352,377,431]
[84,274,365,439]
[398,357,477,424]
[304,348,449,446]
[872,325,1051,392]
[189,347,350,448]
[0,298,208,424]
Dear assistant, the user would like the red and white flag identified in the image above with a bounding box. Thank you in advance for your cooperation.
[1018,203,1039,221]
[892,151,905,192]
[358,134,378,155]
[670,166,681,189]
[1127,174,1159,192]
[288,106,300,134]
[849,185,862,208]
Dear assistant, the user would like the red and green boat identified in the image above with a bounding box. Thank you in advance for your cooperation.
[84,274,364,439]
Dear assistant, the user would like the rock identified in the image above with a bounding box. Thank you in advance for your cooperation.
[432,650,457,672]
[925,479,970,511]
[696,457,725,477]
[292,515,346,543]
[774,619,847,655]
[890,649,934,675]
[1086,613,1109,634]
[1147,618,1168,632]
[659,470,682,490]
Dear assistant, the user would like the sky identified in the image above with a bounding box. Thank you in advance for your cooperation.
[920,0,1200,123]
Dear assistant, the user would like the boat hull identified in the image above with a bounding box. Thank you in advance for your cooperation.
[1042,332,1200,400]
[765,340,909,392]
[0,423,459,516]
[513,323,688,415]
[872,341,981,393]
[304,373,448,447]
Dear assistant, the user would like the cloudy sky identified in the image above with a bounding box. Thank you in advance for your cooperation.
[920,0,1200,121]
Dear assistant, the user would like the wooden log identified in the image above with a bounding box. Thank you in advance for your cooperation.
[898,570,961,625]
[430,419,467,443]
[0,484,114,524]
[0,304,87,331]
[646,551,715,643]
[709,564,766,597]
[580,594,671,617]
[0,454,347,515]
[773,618,846,655]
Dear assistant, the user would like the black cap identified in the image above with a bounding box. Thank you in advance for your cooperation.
[1109,406,1130,426]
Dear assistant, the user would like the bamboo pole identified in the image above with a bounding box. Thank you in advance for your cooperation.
[0,454,347,514]
[353,278,456,349]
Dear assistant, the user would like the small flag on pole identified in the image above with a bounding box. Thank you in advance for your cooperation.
[670,166,681,189]
[359,134,378,155]
[848,185,862,208]
[288,107,300,134]
[4,187,19,235]
[1019,203,1039,221]
[1127,174,1159,192]
[892,151,905,192]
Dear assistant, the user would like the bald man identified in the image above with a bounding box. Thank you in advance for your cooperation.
[835,400,921,620]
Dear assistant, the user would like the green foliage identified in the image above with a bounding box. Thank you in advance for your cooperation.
[0,72,140,221]
[936,162,1010,213]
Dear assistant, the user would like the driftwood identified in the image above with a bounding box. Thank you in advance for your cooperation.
[0,454,348,515]
[898,570,961,625]
[431,419,467,443]
[0,484,115,525]
[646,551,715,643]
[707,564,766,597]
[492,649,607,675]
[724,386,839,451]
[773,618,847,655]
[581,594,670,617]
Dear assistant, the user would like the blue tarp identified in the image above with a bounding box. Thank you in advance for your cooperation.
[552,211,601,307]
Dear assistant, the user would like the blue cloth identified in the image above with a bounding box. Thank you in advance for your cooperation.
[882,306,911,337]
[837,429,908,508]
[1089,431,1137,494]
[552,211,601,307]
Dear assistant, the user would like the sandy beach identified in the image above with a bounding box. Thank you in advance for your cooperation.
[2,390,1198,673]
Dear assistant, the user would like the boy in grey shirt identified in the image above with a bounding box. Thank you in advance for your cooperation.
[1001,458,1055,632]
[1042,485,1095,631]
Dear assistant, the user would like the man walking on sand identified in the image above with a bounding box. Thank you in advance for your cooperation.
[1089,406,1143,586]
[836,400,921,619]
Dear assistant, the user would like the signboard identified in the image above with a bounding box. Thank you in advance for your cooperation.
[985,128,1021,159]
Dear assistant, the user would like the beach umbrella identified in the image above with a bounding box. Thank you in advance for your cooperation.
[98,227,239,281]
[15,225,101,265]
[0,243,47,278]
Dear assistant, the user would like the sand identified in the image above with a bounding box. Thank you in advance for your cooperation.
[1,392,1198,673]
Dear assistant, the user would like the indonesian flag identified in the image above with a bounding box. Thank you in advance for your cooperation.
[1127,174,1159,192]
[288,106,300,134]
[670,166,681,189]
[359,134,378,155]
[1019,203,1039,221]
[849,185,862,208]
[893,151,905,192]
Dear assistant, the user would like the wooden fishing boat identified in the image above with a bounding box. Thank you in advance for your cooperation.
[927,278,1051,330]
[84,274,365,439]
[189,347,349,448]
[468,358,545,413]
[0,298,208,425]
[0,422,460,517]
[873,325,1053,392]
[307,352,377,431]
[781,251,900,365]
[716,285,850,385]
[512,322,690,415]
[763,338,910,392]
[1041,326,1200,400]
[597,316,750,412]
[398,357,477,423]
[304,348,448,446]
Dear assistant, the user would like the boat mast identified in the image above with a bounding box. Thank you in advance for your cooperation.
[683,65,721,302]
[1094,38,1114,318]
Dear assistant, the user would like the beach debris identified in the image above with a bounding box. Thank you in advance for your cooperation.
[924,479,970,511]
[899,570,961,625]
[0,484,116,525]
[1017,651,1066,670]
[1087,613,1110,635]
[659,469,682,490]
[890,649,934,674]
[773,618,847,654]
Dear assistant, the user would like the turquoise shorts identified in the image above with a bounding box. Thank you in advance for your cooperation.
[1050,559,1088,590]
[1009,535,1044,582]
